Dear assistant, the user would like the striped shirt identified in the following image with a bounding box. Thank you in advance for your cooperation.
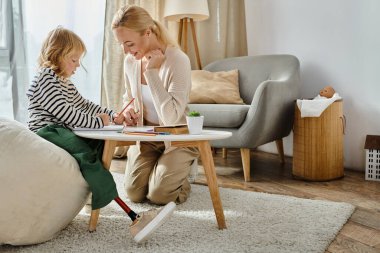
[27,67,114,132]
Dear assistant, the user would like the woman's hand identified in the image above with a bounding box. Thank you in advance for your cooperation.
[113,112,125,125]
[145,49,165,70]
[97,113,110,126]
[123,108,140,126]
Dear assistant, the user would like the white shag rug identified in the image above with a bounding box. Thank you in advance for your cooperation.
[2,172,355,253]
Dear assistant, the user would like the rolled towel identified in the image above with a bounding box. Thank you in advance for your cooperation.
[296,93,342,118]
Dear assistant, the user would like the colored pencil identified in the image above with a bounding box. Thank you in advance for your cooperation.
[119,98,135,115]
[114,98,135,122]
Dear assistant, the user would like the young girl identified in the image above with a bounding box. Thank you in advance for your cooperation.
[26,27,175,243]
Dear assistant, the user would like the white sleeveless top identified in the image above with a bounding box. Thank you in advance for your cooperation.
[141,84,159,124]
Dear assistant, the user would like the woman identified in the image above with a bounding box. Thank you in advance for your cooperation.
[112,5,199,205]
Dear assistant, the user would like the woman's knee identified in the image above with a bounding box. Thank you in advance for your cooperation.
[147,181,190,205]
[124,181,146,203]
[147,186,175,205]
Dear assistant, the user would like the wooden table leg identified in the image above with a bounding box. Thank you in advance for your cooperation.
[88,209,100,232]
[197,140,227,229]
[88,140,117,232]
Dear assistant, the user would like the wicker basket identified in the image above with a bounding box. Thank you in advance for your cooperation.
[293,100,344,181]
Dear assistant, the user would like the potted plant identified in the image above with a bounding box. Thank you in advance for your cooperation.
[186,111,204,134]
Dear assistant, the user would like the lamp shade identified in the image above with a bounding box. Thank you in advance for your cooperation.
[164,0,209,22]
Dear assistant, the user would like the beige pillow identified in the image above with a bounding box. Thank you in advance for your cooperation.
[189,69,244,104]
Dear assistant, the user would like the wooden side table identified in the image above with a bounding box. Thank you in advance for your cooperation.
[293,100,344,181]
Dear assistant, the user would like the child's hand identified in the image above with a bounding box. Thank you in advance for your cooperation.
[124,108,140,126]
[113,112,124,125]
[97,113,110,126]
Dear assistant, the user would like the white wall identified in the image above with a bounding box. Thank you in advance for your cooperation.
[245,0,380,171]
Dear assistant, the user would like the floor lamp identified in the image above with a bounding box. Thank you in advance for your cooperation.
[164,0,209,70]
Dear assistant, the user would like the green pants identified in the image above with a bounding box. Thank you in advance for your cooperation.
[37,125,118,209]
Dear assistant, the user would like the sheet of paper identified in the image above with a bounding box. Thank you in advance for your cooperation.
[123,126,154,132]
[74,125,124,131]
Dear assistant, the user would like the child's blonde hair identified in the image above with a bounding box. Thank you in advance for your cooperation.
[38,27,86,77]
[111,5,178,48]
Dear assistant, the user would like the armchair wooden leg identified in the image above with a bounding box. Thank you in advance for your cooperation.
[222,148,227,159]
[240,148,251,182]
[275,139,285,164]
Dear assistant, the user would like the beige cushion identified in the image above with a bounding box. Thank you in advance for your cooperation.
[189,69,244,104]
[0,118,89,245]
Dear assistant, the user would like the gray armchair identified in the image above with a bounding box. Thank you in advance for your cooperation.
[189,54,300,182]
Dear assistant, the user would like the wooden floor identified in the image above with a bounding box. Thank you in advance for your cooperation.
[110,148,380,253]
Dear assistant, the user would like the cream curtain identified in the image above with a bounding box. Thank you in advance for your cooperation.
[182,0,248,69]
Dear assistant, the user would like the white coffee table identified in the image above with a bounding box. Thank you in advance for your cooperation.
[74,128,232,231]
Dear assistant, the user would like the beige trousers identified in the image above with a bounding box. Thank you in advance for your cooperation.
[124,142,199,205]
